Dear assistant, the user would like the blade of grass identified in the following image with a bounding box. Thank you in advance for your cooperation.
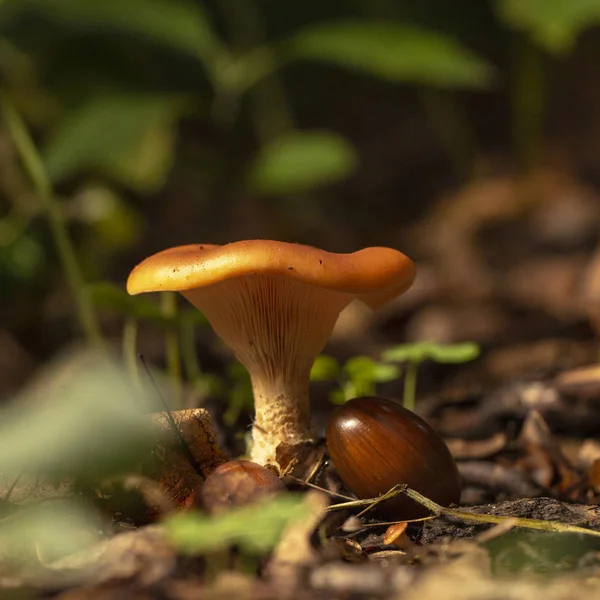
[1,92,103,346]
[161,291,183,408]
[122,317,140,388]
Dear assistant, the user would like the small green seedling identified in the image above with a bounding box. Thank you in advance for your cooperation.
[310,355,400,404]
[382,341,480,411]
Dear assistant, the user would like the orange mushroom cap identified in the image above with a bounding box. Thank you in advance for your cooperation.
[126,240,415,308]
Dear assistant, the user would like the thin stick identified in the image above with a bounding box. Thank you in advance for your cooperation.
[139,354,204,478]
[402,485,600,537]
[355,486,401,519]
[328,484,600,539]
[1,93,103,347]
[285,475,355,501]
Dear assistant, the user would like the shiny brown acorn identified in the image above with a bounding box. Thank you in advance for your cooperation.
[199,460,285,514]
[326,396,461,519]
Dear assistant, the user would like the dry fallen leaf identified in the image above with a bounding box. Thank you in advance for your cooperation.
[145,408,229,514]
[383,521,413,550]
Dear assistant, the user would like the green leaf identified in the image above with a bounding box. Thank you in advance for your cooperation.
[287,21,494,88]
[382,341,480,365]
[88,282,208,326]
[75,185,142,250]
[43,95,183,192]
[248,130,358,195]
[0,500,107,566]
[382,341,434,363]
[496,0,600,54]
[310,355,340,382]
[329,388,348,405]
[429,342,480,364]
[164,494,309,555]
[3,234,45,280]
[87,282,164,321]
[0,350,158,478]
[343,356,400,384]
[10,0,218,60]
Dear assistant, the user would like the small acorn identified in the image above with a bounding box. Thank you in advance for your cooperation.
[199,460,285,514]
[326,396,461,519]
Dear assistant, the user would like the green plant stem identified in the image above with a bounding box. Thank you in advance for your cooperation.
[419,88,479,181]
[180,317,203,384]
[403,361,419,411]
[512,35,546,172]
[218,0,294,143]
[1,93,103,346]
[161,292,183,408]
[122,317,140,388]
[217,0,327,233]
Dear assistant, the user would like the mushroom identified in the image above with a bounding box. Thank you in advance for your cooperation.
[127,240,415,465]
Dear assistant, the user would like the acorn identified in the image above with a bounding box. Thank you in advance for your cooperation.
[326,396,461,519]
[199,460,286,514]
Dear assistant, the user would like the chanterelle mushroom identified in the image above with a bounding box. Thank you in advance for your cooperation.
[127,240,415,465]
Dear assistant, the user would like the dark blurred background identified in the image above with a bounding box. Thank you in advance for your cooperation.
[2,0,600,402]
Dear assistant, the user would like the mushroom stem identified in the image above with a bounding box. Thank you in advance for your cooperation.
[250,372,312,465]
[183,275,353,466]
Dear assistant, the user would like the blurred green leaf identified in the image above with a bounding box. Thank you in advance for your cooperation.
[486,529,598,575]
[164,494,308,555]
[383,342,429,363]
[496,0,600,54]
[382,341,480,364]
[0,500,106,566]
[9,0,218,60]
[43,95,183,192]
[0,350,157,478]
[248,130,357,195]
[88,282,208,326]
[87,282,164,321]
[428,342,480,363]
[310,354,340,382]
[74,185,142,250]
[287,21,494,88]
[329,388,347,405]
[343,356,400,383]
[106,122,177,192]
[3,234,44,280]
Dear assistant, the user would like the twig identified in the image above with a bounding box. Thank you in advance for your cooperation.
[285,475,355,501]
[328,484,600,538]
[404,485,600,537]
[1,92,103,347]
